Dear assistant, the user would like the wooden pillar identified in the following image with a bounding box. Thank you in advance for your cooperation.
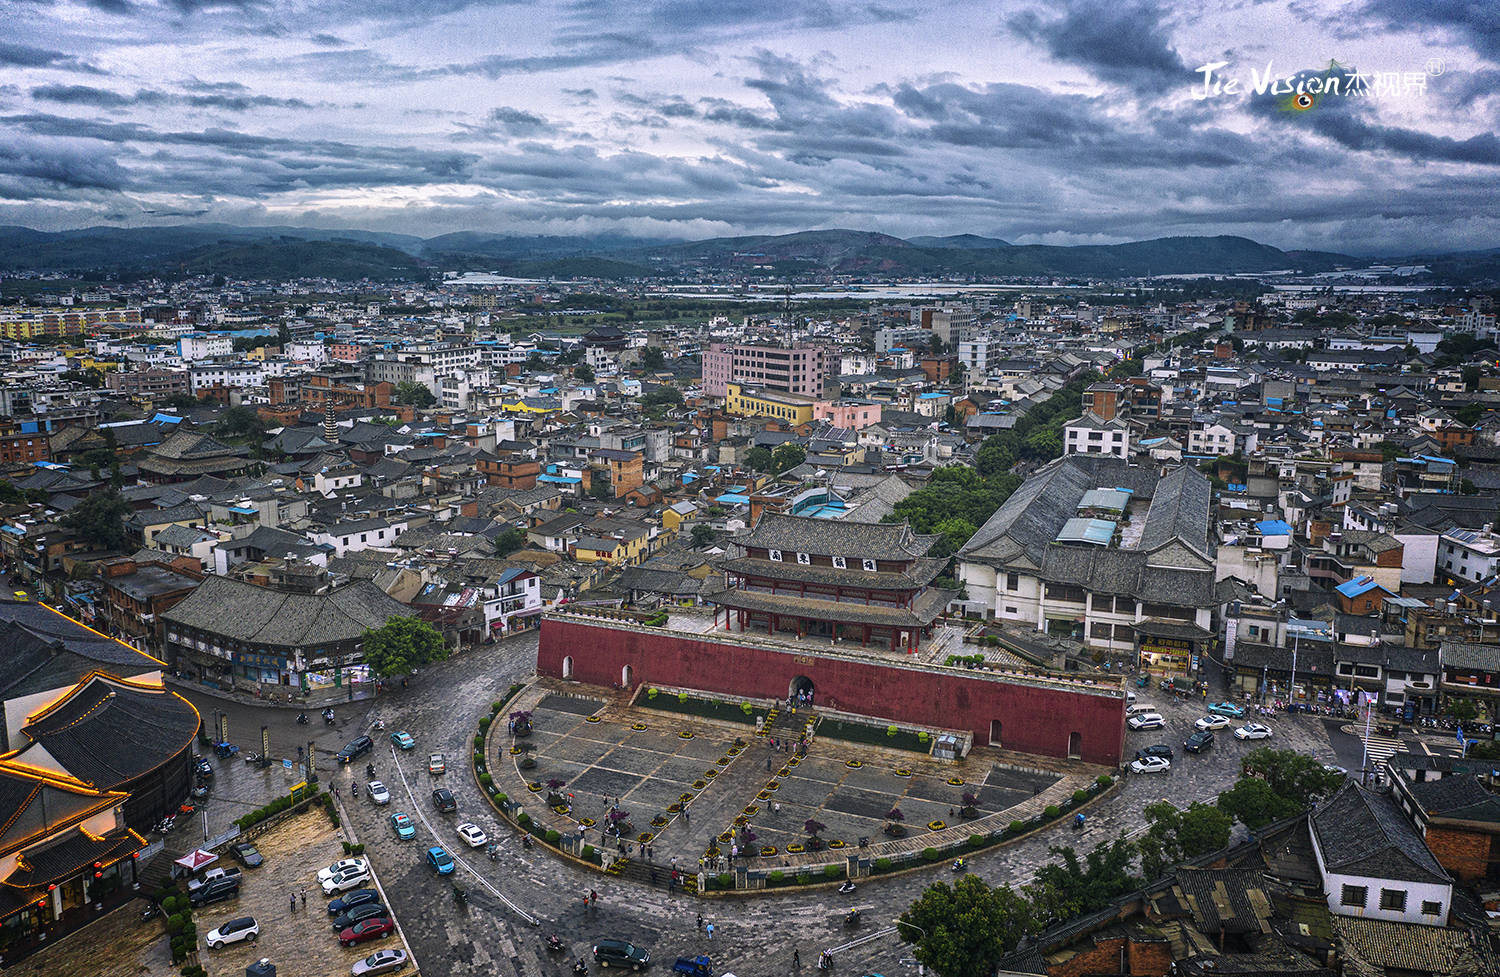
[862,625,870,647]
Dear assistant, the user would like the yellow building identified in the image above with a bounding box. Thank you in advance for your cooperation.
[725,383,816,424]
[661,501,699,533]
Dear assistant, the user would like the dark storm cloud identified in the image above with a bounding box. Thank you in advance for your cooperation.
[1361,0,1500,59]
[451,106,559,139]
[0,41,103,73]
[31,84,315,110]
[443,33,662,79]
[310,33,348,47]
[0,135,132,195]
[1009,0,1188,89]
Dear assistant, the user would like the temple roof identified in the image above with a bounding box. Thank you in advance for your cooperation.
[706,584,954,628]
[718,555,948,591]
[736,513,937,561]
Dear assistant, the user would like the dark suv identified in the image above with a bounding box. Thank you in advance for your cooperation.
[337,736,374,764]
[431,787,457,813]
[1134,744,1174,762]
[1184,730,1215,754]
[593,938,650,970]
[189,876,241,907]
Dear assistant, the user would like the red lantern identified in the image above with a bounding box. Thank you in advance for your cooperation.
[46,884,55,891]
[94,872,103,879]
[93,861,102,870]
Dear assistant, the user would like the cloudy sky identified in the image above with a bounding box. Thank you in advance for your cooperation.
[1,0,1497,252]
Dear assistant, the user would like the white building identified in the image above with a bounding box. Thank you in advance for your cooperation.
[1309,782,1452,926]
[177,332,233,360]
[482,566,543,637]
[189,362,263,393]
[310,517,406,556]
[1436,527,1500,584]
[957,339,990,376]
[1063,412,1130,460]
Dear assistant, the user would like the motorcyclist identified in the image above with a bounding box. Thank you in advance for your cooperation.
[366,762,376,778]
[546,933,565,951]
[572,959,588,974]
[351,782,359,798]
[951,857,965,872]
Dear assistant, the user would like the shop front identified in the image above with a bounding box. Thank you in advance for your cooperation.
[1134,619,1214,678]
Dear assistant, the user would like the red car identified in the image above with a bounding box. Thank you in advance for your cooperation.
[339,917,394,947]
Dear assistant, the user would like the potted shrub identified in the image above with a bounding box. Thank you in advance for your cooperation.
[883,807,907,838]
[605,808,633,838]
[803,818,827,852]
[960,792,979,820]
[510,710,533,737]
[546,778,569,809]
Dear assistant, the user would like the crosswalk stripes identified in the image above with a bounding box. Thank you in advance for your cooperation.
[1358,730,1403,767]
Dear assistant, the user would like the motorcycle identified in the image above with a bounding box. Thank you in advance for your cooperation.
[572,961,588,976]
[817,951,832,971]
[296,713,309,726]
[243,752,262,764]
[522,834,533,850]
[140,902,159,923]
[351,783,359,798]
[366,763,376,778]
[837,881,855,894]
[951,858,966,873]
[1073,813,1086,832]
[371,719,386,731]
[323,709,336,726]
[546,934,566,953]
[487,844,499,862]
[844,909,861,928]
[453,885,468,905]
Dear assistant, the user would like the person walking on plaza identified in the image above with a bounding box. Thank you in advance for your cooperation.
[696,913,703,930]
[289,892,296,912]
[706,921,714,940]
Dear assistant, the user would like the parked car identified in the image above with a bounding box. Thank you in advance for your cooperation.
[230,842,263,868]
[456,823,488,848]
[1184,730,1215,753]
[333,901,388,932]
[390,731,416,751]
[1195,714,1231,731]
[1234,723,1273,741]
[594,938,651,970]
[1207,701,1246,718]
[323,864,373,895]
[189,876,241,908]
[1134,744,1174,762]
[428,753,446,775]
[368,781,391,805]
[353,948,409,976]
[328,889,382,917]
[1126,712,1165,731]
[194,757,213,776]
[431,787,457,813]
[187,867,241,894]
[1129,755,1171,775]
[206,916,259,949]
[340,917,395,947]
[389,812,416,840]
[426,846,455,875]
[337,736,374,764]
[318,858,369,884]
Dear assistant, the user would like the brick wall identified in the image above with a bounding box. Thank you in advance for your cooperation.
[538,617,1126,766]
[1044,935,1172,977]
[1423,824,1494,882]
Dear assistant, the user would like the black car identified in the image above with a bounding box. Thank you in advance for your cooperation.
[337,736,374,764]
[230,842,263,868]
[194,757,213,777]
[1134,744,1174,762]
[1184,730,1215,753]
[328,888,382,916]
[432,788,457,813]
[188,876,240,908]
[593,939,651,970]
[333,901,388,932]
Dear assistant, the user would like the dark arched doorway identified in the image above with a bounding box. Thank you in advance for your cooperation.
[1067,731,1082,759]
[789,675,814,705]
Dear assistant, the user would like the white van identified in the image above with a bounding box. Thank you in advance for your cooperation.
[1125,702,1153,717]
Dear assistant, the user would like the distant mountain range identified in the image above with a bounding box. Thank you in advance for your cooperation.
[0,223,1492,284]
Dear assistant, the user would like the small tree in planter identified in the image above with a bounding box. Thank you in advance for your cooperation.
[740,828,758,856]
[606,808,633,838]
[804,818,827,852]
[960,792,980,819]
[546,778,569,808]
[884,807,907,838]
[510,710,533,737]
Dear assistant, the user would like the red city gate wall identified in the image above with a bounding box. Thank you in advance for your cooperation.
[538,618,1125,766]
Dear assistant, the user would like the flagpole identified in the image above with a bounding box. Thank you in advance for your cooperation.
[1360,692,1373,785]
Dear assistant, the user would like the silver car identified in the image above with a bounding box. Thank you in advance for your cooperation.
[368,781,391,805]
[353,948,408,975]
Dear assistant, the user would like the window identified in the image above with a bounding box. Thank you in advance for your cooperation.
[832,556,847,569]
[1379,889,1406,912]
[1340,885,1367,908]
[1089,622,1112,639]
[768,549,783,562]
[796,552,811,565]
[1006,572,1019,591]
[1005,606,1018,615]
[1420,900,1442,916]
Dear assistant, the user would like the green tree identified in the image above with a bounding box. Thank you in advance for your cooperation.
[932,517,978,558]
[493,527,526,557]
[689,524,717,549]
[1375,441,1405,463]
[1239,747,1346,808]
[574,363,595,382]
[1217,776,1300,831]
[589,477,614,500]
[743,446,773,471]
[61,367,104,388]
[360,616,448,678]
[1028,838,1139,922]
[60,490,131,550]
[771,443,806,473]
[975,439,1015,478]
[215,405,267,441]
[1138,801,1233,879]
[393,381,436,408]
[162,392,200,411]
[640,347,666,370]
[899,875,1034,977]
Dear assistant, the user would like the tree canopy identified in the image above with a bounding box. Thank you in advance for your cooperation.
[61,490,131,550]
[899,875,1034,977]
[639,346,666,370]
[493,527,526,557]
[770,443,805,473]
[574,362,595,382]
[1239,747,1346,808]
[1217,776,1301,831]
[1028,838,1139,922]
[393,381,436,407]
[689,523,717,549]
[743,445,772,471]
[360,616,448,678]
[1138,801,1233,880]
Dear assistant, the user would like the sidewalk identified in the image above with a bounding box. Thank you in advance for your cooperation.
[166,674,380,711]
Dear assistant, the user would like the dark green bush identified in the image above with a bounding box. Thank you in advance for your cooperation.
[715,872,733,889]
[1008,819,1026,834]
[968,834,987,849]
[921,847,941,862]
[1097,774,1114,787]
[1044,805,1061,819]
[823,865,842,879]
[874,857,893,871]
[1072,789,1089,804]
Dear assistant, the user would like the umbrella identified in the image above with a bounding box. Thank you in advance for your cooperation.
[173,849,217,874]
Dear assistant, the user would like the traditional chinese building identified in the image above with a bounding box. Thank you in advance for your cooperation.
[706,514,956,654]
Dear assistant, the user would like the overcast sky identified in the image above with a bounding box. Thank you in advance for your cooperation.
[1,0,1497,253]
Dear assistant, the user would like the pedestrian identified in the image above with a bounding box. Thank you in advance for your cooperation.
[300,890,305,908]
[590,889,598,906]
[683,808,690,825]
[289,892,296,912]
[697,912,704,930]
[583,893,590,911]
[651,868,658,885]
[706,922,714,940]
[793,948,800,968]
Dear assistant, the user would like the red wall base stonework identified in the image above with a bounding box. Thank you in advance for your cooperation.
[537,616,1126,767]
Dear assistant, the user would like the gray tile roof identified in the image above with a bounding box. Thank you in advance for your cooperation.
[0,600,161,704]
[1311,782,1450,885]
[1139,464,1212,555]
[161,575,409,649]
[737,513,937,560]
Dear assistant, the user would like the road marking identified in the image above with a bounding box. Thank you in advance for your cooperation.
[389,744,538,925]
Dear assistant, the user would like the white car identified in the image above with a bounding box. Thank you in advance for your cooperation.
[1126,712,1165,731]
[456,822,488,848]
[368,781,391,806]
[318,858,369,884]
[1195,714,1231,731]
[1234,723,1273,740]
[206,916,259,949]
[1129,755,1172,775]
[353,948,409,975]
[322,864,372,895]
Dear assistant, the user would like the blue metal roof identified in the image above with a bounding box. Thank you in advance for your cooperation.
[1256,519,1292,536]
[715,493,750,505]
[1056,517,1115,546]
[1335,576,1382,598]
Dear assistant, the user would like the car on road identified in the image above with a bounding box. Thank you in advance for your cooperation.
[318,858,369,884]
[1129,755,1171,775]
[340,917,394,947]
[390,731,416,751]
[1194,714,1231,731]
[337,735,374,764]
[389,812,416,840]
[1207,701,1246,718]
[205,916,259,949]
[594,938,651,970]
[1234,723,1273,741]
[353,948,409,976]
[425,845,455,875]
[229,842,263,868]
[456,823,488,848]
[333,901,388,932]
[368,781,391,805]
[1126,712,1165,731]
[1134,744,1174,762]
[194,757,213,777]
[322,864,373,895]
[328,889,382,917]
[428,753,446,775]
[1184,730,1215,753]
[432,787,457,813]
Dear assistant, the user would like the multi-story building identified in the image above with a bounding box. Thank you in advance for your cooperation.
[105,367,190,400]
[701,342,828,398]
[188,360,263,394]
[0,306,142,340]
[1063,412,1130,459]
[1437,527,1500,585]
[724,383,816,425]
[176,332,233,360]
[957,338,990,376]
[0,428,49,465]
